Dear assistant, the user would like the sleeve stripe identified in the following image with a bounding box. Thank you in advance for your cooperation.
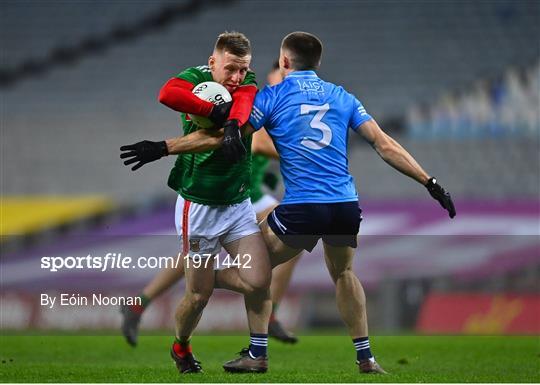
[250,112,262,123]
[251,106,264,121]
[252,105,263,117]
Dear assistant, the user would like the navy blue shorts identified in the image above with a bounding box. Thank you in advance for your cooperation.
[267,201,362,252]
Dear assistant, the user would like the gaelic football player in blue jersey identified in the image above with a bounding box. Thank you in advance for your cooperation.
[240,32,454,374]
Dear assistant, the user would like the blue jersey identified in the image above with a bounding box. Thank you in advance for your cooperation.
[249,70,372,204]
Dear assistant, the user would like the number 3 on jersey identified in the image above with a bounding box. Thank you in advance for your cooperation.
[300,103,331,150]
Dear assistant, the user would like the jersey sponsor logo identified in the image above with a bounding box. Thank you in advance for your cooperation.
[251,105,264,123]
[296,80,324,94]
[189,238,200,252]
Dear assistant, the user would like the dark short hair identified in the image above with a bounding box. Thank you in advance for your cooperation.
[214,31,251,57]
[271,59,280,71]
[281,32,322,70]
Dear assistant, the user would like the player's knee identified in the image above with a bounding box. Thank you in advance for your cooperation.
[333,267,354,282]
[186,292,211,311]
[245,283,269,296]
[240,266,271,293]
[244,277,271,296]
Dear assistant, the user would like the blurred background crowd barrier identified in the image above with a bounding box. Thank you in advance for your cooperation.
[1,0,539,335]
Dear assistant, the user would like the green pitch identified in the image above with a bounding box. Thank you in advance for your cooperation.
[1,334,538,382]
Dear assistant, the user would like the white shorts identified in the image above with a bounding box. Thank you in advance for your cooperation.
[251,194,278,214]
[174,195,260,257]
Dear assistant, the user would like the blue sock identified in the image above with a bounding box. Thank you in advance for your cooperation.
[353,337,373,361]
[249,333,268,358]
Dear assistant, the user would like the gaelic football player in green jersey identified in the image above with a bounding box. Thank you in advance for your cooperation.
[120,63,299,357]
[121,32,272,374]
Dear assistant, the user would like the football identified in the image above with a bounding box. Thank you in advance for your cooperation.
[188,81,232,128]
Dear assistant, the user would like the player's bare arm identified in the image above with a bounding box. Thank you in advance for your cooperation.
[358,119,430,184]
[120,121,257,170]
[120,133,223,171]
[166,128,224,154]
[358,118,456,218]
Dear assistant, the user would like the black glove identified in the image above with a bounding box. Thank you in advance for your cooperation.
[425,177,456,218]
[120,140,168,171]
[208,101,233,128]
[221,119,246,163]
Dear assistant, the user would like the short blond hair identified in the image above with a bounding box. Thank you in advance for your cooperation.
[214,31,251,57]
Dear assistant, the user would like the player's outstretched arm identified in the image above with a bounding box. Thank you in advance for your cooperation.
[357,119,456,218]
[165,128,225,155]
[120,124,258,171]
[119,128,225,171]
[358,119,429,183]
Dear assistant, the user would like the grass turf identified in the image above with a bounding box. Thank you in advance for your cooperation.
[0,334,539,382]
